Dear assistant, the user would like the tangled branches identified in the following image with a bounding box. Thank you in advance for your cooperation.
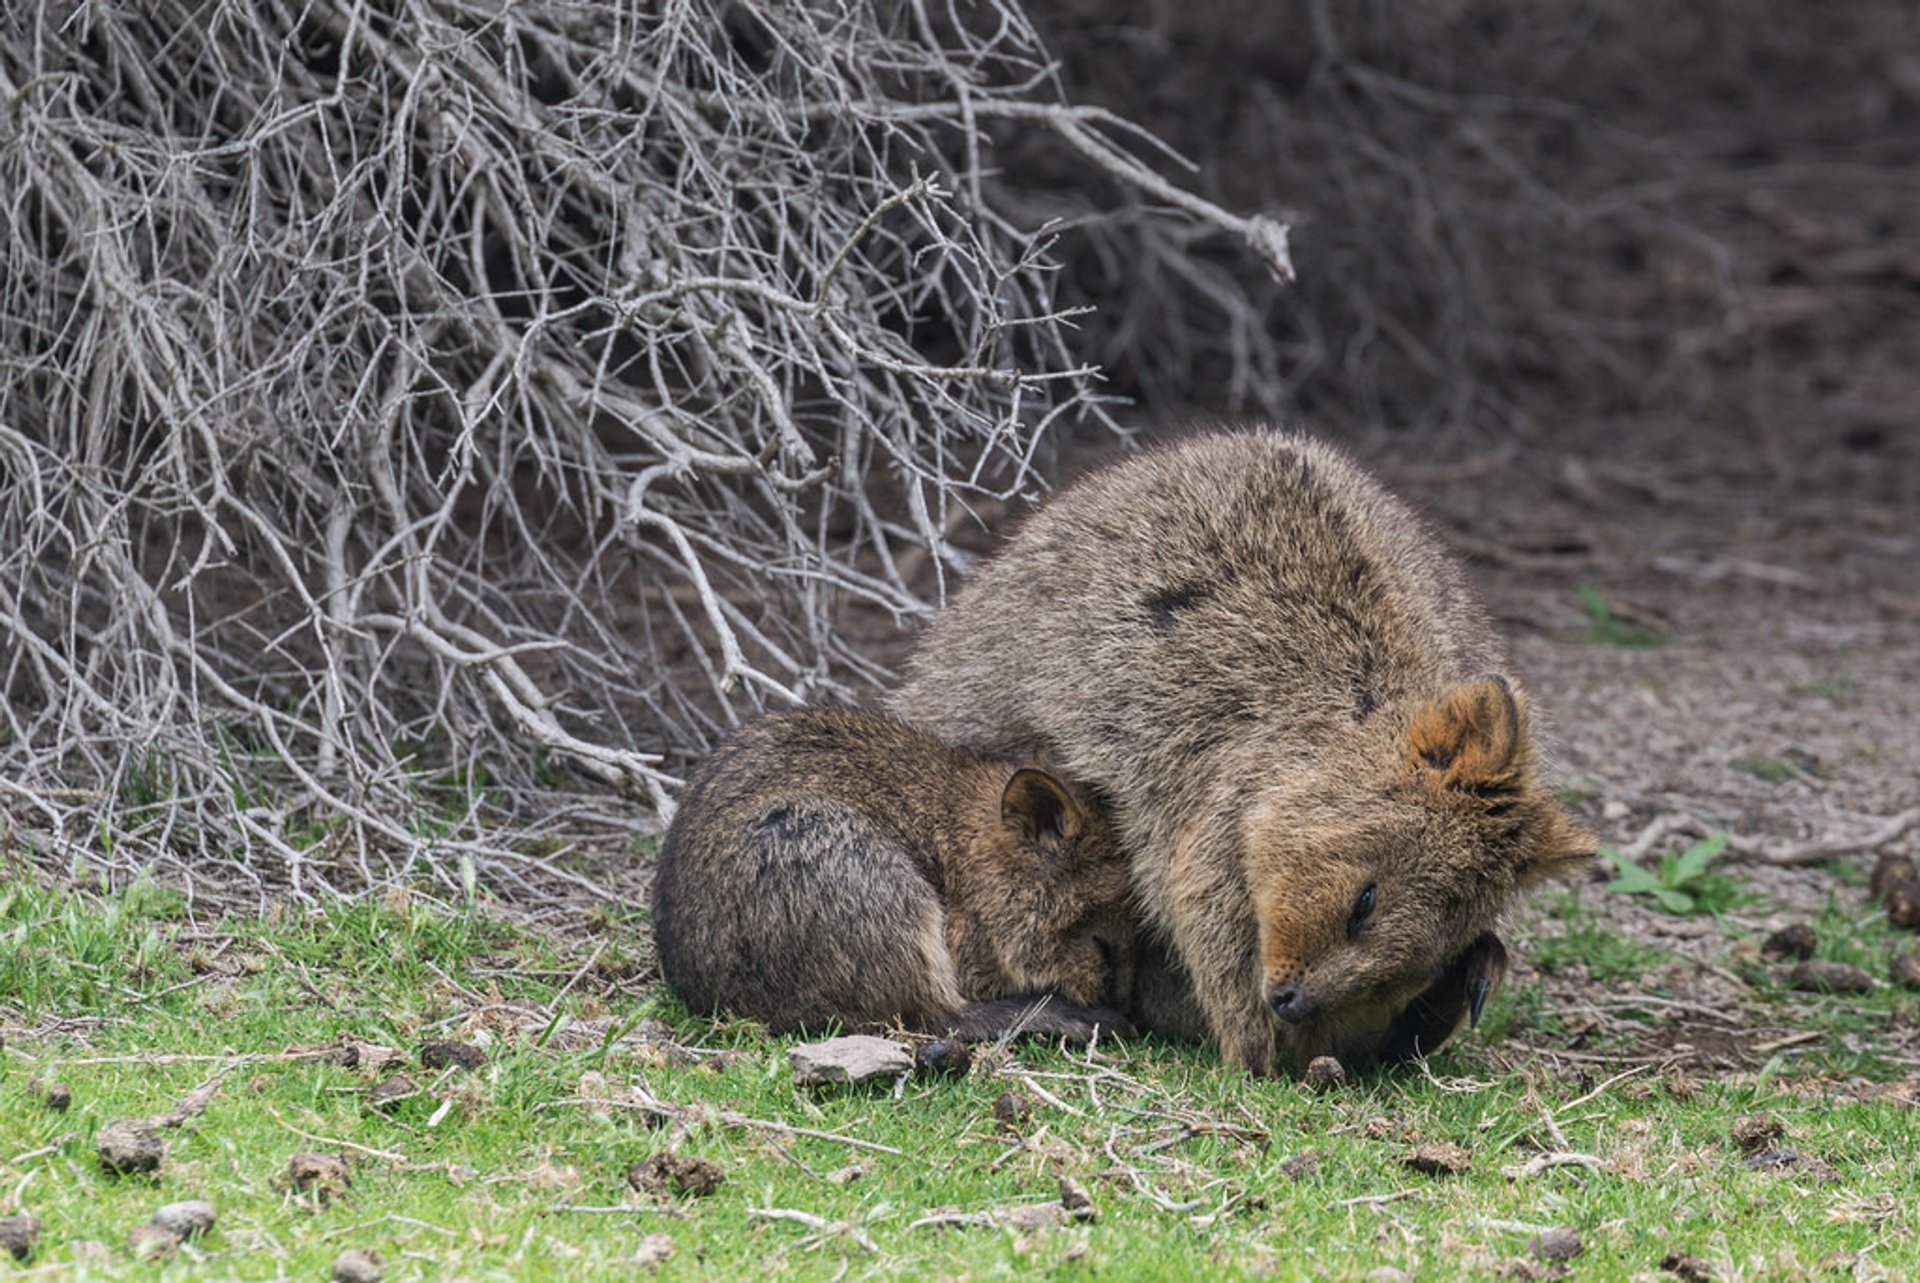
[0,0,1285,906]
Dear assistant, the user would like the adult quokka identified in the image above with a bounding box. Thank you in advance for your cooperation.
[892,430,1593,1074]
[652,707,1135,1041]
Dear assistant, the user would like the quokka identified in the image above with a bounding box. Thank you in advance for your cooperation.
[893,429,1593,1074]
[651,707,1135,1041]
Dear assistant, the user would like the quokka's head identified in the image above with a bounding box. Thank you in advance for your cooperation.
[974,767,1136,1009]
[1241,674,1595,1065]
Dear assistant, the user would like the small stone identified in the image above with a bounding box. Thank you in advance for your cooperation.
[332,1248,385,1283]
[826,1164,866,1185]
[1660,1250,1714,1282]
[366,1074,418,1108]
[788,1035,914,1087]
[1869,852,1919,901]
[627,1153,725,1198]
[1787,960,1876,994]
[1891,952,1920,991]
[1366,1268,1410,1283]
[1403,1141,1471,1176]
[1279,1151,1320,1181]
[915,1039,974,1078]
[1730,1114,1784,1154]
[1058,1174,1096,1222]
[151,1200,216,1239]
[1760,924,1817,961]
[288,1152,354,1200]
[30,1079,71,1111]
[1531,1227,1583,1262]
[1303,1055,1347,1093]
[419,1040,487,1072]
[0,1215,41,1261]
[992,1091,1031,1133]
[632,1234,675,1268]
[126,1223,181,1261]
[96,1119,166,1175]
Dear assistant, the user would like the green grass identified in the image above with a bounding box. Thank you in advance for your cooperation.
[1576,586,1667,650]
[2,880,1918,1280]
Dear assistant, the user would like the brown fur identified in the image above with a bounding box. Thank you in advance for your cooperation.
[650,707,1135,1041]
[891,429,1593,1074]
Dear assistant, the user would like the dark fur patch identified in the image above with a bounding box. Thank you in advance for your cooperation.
[1144,584,1210,632]
[754,805,813,843]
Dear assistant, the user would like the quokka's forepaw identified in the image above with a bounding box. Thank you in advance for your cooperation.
[948,995,1136,1044]
[1377,932,1509,1065]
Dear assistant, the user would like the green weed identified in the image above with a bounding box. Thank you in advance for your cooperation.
[1577,584,1667,648]
[1603,832,1743,915]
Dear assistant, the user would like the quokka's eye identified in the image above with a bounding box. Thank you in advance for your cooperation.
[1349,884,1377,934]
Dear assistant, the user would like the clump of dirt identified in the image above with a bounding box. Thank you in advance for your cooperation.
[286,1153,353,1202]
[1303,1055,1347,1093]
[992,1091,1032,1134]
[29,1079,70,1111]
[1660,1251,1714,1283]
[1729,1115,1784,1154]
[1786,961,1875,995]
[627,1153,725,1199]
[366,1075,417,1109]
[1403,1141,1472,1176]
[420,1040,487,1072]
[0,1215,40,1262]
[1759,925,1816,961]
[96,1120,165,1176]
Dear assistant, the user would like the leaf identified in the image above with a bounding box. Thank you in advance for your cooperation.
[1607,866,1662,895]
[1672,832,1730,884]
[1656,888,1696,914]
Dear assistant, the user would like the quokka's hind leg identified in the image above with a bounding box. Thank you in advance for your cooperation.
[692,801,974,1034]
[944,994,1136,1043]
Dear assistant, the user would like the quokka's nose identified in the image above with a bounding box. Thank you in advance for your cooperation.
[1268,984,1317,1024]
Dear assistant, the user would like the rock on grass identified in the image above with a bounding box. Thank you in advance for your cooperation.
[332,1248,385,1283]
[152,1201,217,1239]
[628,1153,725,1198]
[1891,952,1920,991]
[788,1035,913,1087]
[126,1223,181,1261]
[96,1119,165,1176]
[1531,1227,1583,1262]
[0,1215,41,1262]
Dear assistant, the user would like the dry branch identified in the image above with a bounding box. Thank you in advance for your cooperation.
[0,0,1287,906]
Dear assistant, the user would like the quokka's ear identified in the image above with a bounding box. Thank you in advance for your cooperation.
[1405,674,1524,792]
[1001,768,1081,844]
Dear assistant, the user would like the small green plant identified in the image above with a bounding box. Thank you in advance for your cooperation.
[1603,832,1739,915]
[1578,584,1667,648]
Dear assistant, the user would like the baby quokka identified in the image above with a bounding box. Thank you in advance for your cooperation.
[651,708,1135,1041]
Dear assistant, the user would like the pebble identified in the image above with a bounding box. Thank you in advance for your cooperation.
[151,1201,216,1239]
